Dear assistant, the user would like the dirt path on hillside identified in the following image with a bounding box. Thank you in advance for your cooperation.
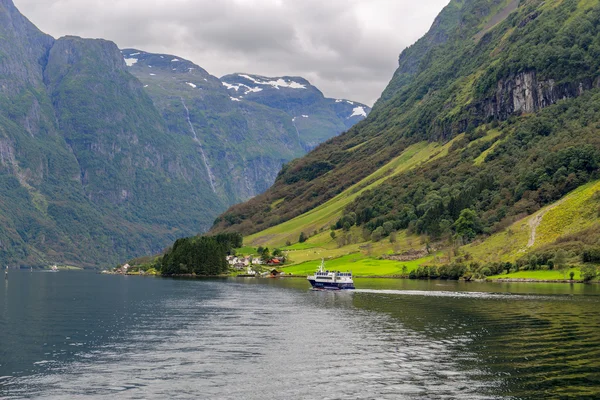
[527,199,565,248]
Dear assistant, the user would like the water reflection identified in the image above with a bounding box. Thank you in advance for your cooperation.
[349,283,600,399]
[0,273,599,399]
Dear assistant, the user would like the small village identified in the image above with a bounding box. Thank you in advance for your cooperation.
[225,254,285,275]
[106,253,289,277]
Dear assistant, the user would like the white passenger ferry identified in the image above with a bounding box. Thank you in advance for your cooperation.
[307,259,355,290]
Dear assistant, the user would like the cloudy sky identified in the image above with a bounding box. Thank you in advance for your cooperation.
[14,0,449,106]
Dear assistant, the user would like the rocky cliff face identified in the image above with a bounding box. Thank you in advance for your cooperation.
[478,71,600,120]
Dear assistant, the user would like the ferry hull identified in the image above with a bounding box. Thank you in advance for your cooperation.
[308,279,355,290]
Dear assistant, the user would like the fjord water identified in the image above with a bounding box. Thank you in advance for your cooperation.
[1,272,599,399]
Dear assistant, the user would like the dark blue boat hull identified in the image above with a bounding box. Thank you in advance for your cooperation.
[308,279,355,290]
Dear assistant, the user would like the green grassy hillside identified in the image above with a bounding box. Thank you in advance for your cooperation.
[245,138,462,247]
[466,180,600,263]
[213,0,600,242]
[261,180,599,280]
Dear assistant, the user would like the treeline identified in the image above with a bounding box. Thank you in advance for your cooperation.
[408,260,598,282]
[160,233,242,276]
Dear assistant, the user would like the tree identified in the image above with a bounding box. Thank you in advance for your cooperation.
[261,247,271,263]
[553,249,567,270]
[160,236,229,276]
[453,209,482,242]
[389,231,397,244]
[553,249,568,277]
[383,221,394,236]
[330,231,336,240]
[371,226,384,242]
[581,265,597,282]
[272,248,283,257]
[299,232,307,243]
[362,228,372,242]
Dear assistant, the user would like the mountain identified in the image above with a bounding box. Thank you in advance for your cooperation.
[0,0,369,267]
[122,49,371,201]
[220,73,371,151]
[211,0,600,271]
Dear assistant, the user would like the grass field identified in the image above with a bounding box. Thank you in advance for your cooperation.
[534,181,600,245]
[466,180,600,262]
[488,269,581,281]
[281,253,435,276]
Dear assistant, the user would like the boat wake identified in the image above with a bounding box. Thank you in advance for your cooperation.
[354,289,568,301]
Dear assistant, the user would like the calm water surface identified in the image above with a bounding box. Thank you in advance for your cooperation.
[1,271,599,399]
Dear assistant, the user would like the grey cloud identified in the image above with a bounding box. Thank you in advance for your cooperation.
[14,0,450,105]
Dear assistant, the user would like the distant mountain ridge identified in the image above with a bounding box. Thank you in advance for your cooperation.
[220,73,370,150]
[0,0,369,267]
[122,48,371,202]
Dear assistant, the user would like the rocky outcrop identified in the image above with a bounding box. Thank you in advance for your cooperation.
[478,70,600,120]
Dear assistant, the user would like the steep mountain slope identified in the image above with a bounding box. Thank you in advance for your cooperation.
[0,0,370,267]
[123,50,299,202]
[0,0,224,267]
[212,0,600,265]
[123,49,371,202]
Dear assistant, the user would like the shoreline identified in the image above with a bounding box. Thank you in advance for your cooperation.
[488,278,598,284]
[104,271,599,284]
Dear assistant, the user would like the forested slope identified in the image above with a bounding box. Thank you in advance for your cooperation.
[212,0,600,247]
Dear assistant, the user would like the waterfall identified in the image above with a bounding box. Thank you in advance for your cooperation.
[180,98,217,194]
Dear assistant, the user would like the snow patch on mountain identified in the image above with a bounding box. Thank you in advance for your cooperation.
[350,106,367,118]
[238,74,306,90]
[172,58,180,62]
[186,82,197,88]
[222,81,264,95]
[222,82,241,91]
[124,58,138,67]
[230,97,241,102]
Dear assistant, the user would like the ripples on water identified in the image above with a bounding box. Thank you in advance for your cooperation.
[0,273,599,399]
